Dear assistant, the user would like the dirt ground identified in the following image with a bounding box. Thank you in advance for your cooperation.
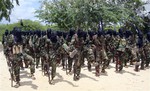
[0,44,150,91]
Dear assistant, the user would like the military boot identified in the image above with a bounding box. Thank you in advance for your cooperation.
[95,66,100,76]
[14,82,20,88]
[135,65,139,72]
[88,63,91,72]
[119,64,123,72]
[140,61,145,70]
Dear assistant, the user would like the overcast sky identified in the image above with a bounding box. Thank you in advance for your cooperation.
[0,0,150,24]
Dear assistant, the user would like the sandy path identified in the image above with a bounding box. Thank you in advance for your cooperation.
[0,45,150,91]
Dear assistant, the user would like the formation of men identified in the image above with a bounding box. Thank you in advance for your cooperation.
[2,27,150,88]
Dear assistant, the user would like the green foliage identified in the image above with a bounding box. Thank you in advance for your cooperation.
[19,19,47,30]
[36,0,145,31]
[0,0,19,21]
[0,19,46,30]
[0,24,7,41]
[0,19,56,41]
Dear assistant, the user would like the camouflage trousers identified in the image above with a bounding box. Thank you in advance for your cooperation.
[24,54,35,75]
[68,57,73,72]
[140,57,145,70]
[115,52,123,71]
[13,54,22,82]
[145,58,150,67]
[42,53,57,81]
[35,53,40,68]
[73,53,81,80]
[87,54,95,71]
[73,62,81,80]
[50,61,56,80]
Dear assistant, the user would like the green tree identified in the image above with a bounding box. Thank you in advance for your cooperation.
[36,0,146,31]
[0,19,48,41]
[114,0,150,33]
[0,0,19,21]
[19,19,46,30]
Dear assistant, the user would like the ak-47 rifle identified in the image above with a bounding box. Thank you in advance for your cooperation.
[60,42,68,75]
[65,56,68,75]
[46,60,51,84]
[9,61,14,87]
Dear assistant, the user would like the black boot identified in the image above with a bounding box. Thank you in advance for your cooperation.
[135,65,139,72]
[95,66,100,76]
[14,82,20,88]
[140,61,145,70]
[73,74,77,81]
[88,63,91,72]
[101,69,106,73]
[119,65,123,72]
[116,64,118,72]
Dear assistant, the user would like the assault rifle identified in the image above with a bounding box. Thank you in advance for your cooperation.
[9,61,14,87]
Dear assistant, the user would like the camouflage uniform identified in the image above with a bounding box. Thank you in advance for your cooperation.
[115,36,125,71]
[49,40,60,83]
[4,34,14,57]
[105,36,113,67]
[12,44,23,87]
[99,35,109,73]
[145,44,150,67]
[50,50,57,83]
[41,37,51,83]
[93,35,102,76]
[140,48,146,70]
[23,45,35,77]
[87,44,95,71]
[73,35,84,80]
[133,46,142,72]
[43,36,57,84]
[39,36,47,70]
[129,35,138,65]
[32,35,41,68]
[67,35,76,73]
[57,36,66,67]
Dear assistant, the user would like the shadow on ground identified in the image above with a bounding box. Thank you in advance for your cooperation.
[54,73,78,87]
[20,81,38,89]
[80,73,98,81]
[115,70,139,76]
